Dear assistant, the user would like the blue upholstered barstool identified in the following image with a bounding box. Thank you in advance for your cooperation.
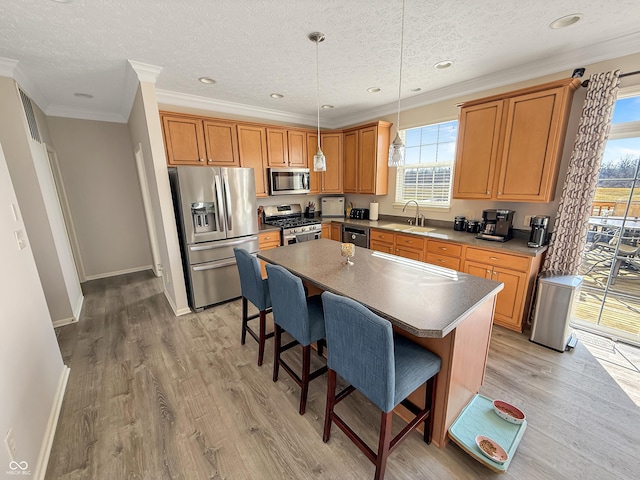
[266,264,327,415]
[321,291,441,480]
[233,248,273,366]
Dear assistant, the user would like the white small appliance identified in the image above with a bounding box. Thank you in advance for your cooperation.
[321,197,345,217]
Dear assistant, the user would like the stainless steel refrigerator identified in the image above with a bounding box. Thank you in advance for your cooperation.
[169,166,259,311]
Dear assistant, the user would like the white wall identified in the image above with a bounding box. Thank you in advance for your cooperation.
[348,52,640,230]
[46,117,153,280]
[0,141,68,480]
[128,83,189,315]
[0,76,81,324]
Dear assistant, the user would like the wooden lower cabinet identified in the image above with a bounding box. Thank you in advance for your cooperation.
[395,234,425,262]
[463,247,541,332]
[425,240,462,271]
[321,223,331,239]
[258,230,281,278]
[330,223,341,241]
[369,228,394,254]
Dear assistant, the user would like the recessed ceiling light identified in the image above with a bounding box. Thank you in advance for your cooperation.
[270,93,284,99]
[410,88,422,92]
[322,104,334,109]
[434,60,453,70]
[549,14,583,29]
[367,87,381,93]
[74,93,93,99]
[198,77,216,84]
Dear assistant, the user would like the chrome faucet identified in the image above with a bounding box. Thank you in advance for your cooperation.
[402,200,421,226]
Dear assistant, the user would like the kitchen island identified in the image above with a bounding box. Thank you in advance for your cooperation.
[257,238,504,447]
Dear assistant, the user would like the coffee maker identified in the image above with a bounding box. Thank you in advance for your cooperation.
[528,215,550,247]
[477,209,515,242]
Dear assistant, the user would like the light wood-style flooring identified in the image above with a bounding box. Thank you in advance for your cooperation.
[47,271,640,479]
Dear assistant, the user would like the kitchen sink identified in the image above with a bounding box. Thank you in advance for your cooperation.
[382,223,436,234]
[402,226,436,233]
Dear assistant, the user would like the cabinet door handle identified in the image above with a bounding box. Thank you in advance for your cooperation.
[486,269,491,274]
[489,256,499,261]
[486,190,490,195]
[199,158,204,162]
[493,271,498,276]
[498,191,502,195]
[439,246,447,251]
[208,158,213,163]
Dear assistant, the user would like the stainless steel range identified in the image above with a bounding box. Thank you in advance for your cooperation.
[263,204,322,245]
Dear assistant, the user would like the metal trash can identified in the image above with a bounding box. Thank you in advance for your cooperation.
[530,274,583,352]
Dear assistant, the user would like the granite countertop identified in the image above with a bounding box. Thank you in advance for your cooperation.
[258,239,504,338]
[258,223,280,233]
[322,217,547,257]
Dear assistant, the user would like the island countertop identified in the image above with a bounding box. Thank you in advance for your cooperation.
[257,238,504,338]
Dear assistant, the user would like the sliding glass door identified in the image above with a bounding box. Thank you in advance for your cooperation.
[574,92,640,345]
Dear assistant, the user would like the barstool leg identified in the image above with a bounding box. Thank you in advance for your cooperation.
[374,412,393,480]
[323,369,337,442]
[423,375,437,445]
[299,345,311,415]
[241,297,248,345]
[273,324,281,382]
[258,310,267,366]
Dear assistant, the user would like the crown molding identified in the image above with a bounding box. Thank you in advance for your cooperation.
[333,31,640,128]
[46,104,127,123]
[0,56,50,113]
[121,60,164,121]
[156,89,321,128]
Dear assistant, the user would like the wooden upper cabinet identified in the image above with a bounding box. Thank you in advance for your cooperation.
[237,125,269,197]
[162,114,238,167]
[202,120,239,167]
[452,78,580,203]
[266,128,289,167]
[496,87,569,202]
[162,115,207,166]
[343,121,391,195]
[452,101,503,199]
[320,132,344,193]
[267,128,309,168]
[287,130,307,167]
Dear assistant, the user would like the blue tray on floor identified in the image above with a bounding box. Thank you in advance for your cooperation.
[448,394,527,473]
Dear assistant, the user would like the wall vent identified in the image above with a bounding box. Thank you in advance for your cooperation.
[19,88,42,143]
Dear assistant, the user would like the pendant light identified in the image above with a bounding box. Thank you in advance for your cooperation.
[388,0,406,167]
[309,32,326,172]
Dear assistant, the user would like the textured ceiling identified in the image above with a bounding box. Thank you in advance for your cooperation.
[1,0,639,127]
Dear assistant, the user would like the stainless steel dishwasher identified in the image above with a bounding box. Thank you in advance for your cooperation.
[342,225,369,248]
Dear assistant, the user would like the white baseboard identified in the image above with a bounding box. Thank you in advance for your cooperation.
[83,265,153,281]
[72,294,84,320]
[34,365,70,480]
[52,316,77,328]
[163,289,192,316]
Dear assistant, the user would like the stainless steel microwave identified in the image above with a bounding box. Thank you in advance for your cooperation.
[268,168,310,195]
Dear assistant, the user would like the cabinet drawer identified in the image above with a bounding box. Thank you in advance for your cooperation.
[465,247,529,271]
[395,233,425,249]
[259,231,281,249]
[426,240,462,258]
[426,253,461,271]
[370,229,394,244]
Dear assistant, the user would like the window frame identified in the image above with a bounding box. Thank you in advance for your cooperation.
[393,119,458,211]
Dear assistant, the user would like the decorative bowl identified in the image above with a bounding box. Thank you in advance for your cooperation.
[475,435,508,464]
[493,399,526,425]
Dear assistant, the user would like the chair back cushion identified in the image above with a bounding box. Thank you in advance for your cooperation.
[321,291,395,412]
[234,248,270,310]
[266,264,311,344]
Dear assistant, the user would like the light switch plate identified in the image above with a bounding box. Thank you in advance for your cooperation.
[14,230,27,250]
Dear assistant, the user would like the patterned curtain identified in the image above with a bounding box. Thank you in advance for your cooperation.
[542,70,621,275]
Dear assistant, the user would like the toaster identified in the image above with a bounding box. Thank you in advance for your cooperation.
[350,208,369,220]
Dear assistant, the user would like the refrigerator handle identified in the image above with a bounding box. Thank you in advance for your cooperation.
[213,173,225,232]
[223,172,233,231]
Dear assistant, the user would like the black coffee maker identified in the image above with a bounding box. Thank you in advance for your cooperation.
[477,209,515,242]
[528,215,550,247]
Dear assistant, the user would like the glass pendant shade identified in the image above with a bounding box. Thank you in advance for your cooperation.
[388,132,405,167]
[313,146,326,172]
